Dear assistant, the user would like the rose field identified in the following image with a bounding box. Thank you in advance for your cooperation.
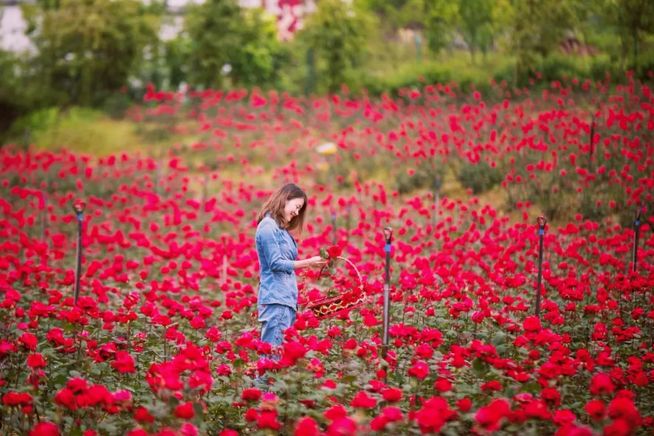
[1,73,654,435]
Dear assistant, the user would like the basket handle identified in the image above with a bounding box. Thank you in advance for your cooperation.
[317,255,363,289]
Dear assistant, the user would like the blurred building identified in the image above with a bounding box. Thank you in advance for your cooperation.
[0,0,34,52]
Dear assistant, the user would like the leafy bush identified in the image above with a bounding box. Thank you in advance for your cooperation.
[10,107,140,155]
[536,54,584,82]
[396,161,445,195]
[457,161,503,194]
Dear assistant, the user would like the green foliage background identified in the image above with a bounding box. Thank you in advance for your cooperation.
[1,0,654,139]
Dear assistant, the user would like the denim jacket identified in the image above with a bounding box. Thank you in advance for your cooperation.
[255,215,298,310]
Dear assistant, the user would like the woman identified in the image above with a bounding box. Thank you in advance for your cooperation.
[255,183,326,348]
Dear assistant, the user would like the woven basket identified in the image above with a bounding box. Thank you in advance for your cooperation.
[304,256,367,318]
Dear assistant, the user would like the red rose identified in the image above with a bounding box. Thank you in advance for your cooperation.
[295,416,319,436]
[29,422,60,436]
[408,360,430,380]
[327,245,342,259]
[434,378,452,392]
[457,397,472,412]
[241,388,262,402]
[590,373,615,395]
[111,351,135,374]
[350,391,377,409]
[256,410,281,430]
[54,388,77,410]
[523,316,541,332]
[19,333,38,351]
[584,399,605,420]
[381,387,402,402]
[415,397,456,433]
[607,397,641,427]
[3,391,32,406]
[27,353,47,369]
[370,416,388,431]
[481,380,502,392]
[134,406,154,423]
[475,399,510,431]
[175,402,195,420]
[324,404,347,421]
[381,406,403,422]
[327,417,357,436]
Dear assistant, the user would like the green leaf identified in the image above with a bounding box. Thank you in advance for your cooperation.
[472,358,488,376]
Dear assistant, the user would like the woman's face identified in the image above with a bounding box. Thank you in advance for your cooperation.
[283,197,304,226]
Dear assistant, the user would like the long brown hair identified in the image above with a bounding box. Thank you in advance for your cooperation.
[256,183,308,232]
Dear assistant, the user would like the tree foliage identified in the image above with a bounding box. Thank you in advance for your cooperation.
[457,0,494,61]
[296,0,373,93]
[183,0,286,89]
[509,0,576,81]
[21,0,160,106]
[599,0,654,71]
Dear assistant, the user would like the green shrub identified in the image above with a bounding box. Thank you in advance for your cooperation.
[457,161,503,194]
[9,107,141,155]
[396,161,445,195]
[7,107,60,143]
[357,61,452,97]
[101,93,133,119]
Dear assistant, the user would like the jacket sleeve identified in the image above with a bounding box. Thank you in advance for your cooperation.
[257,221,295,273]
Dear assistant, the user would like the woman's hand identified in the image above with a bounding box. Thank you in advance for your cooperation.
[295,256,328,269]
[307,256,328,267]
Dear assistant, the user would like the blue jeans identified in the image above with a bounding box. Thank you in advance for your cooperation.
[258,304,296,347]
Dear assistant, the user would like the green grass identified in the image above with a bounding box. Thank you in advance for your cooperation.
[6,106,206,158]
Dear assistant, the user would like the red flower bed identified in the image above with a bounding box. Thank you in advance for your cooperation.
[0,73,653,434]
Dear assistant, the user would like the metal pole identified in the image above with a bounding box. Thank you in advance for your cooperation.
[40,191,48,266]
[73,200,86,305]
[535,216,547,318]
[345,204,352,241]
[432,176,441,227]
[382,227,393,357]
[589,115,595,172]
[40,191,47,243]
[632,206,643,273]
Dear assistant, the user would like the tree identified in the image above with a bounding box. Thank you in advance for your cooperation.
[183,0,286,89]
[22,0,160,106]
[599,0,654,72]
[422,0,459,54]
[362,0,414,33]
[509,0,576,82]
[458,0,494,62]
[297,0,372,93]
[183,0,243,89]
[231,8,288,88]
